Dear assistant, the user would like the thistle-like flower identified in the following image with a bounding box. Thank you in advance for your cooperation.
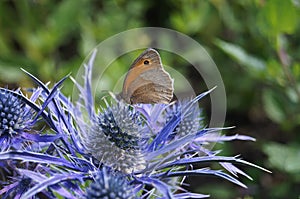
[0,89,30,134]
[82,102,147,173]
[70,50,270,198]
[0,50,270,199]
[0,88,35,151]
[87,167,136,199]
[165,98,202,139]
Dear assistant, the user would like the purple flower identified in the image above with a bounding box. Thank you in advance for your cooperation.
[0,88,38,151]
[70,50,270,198]
[0,50,270,199]
[82,101,147,173]
[87,167,137,199]
[165,98,203,138]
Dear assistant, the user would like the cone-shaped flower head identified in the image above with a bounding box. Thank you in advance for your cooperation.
[86,167,136,199]
[0,89,29,135]
[0,88,35,151]
[82,102,147,174]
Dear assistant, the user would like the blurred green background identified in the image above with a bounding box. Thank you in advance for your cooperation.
[0,0,299,198]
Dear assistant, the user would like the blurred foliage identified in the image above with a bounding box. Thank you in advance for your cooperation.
[0,0,300,198]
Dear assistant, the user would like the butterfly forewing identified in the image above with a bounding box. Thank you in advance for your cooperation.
[120,48,174,104]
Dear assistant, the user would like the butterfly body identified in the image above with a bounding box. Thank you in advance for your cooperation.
[119,48,174,104]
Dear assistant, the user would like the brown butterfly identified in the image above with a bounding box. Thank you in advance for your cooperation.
[118,48,174,104]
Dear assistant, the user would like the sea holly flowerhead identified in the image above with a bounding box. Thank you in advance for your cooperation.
[0,50,270,199]
[73,50,270,198]
[165,98,203,139]
[96,102,144,151]
[0,88,35,151]
[0,89,29,135]
[86,167,136,199]
[81,101,147,174]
